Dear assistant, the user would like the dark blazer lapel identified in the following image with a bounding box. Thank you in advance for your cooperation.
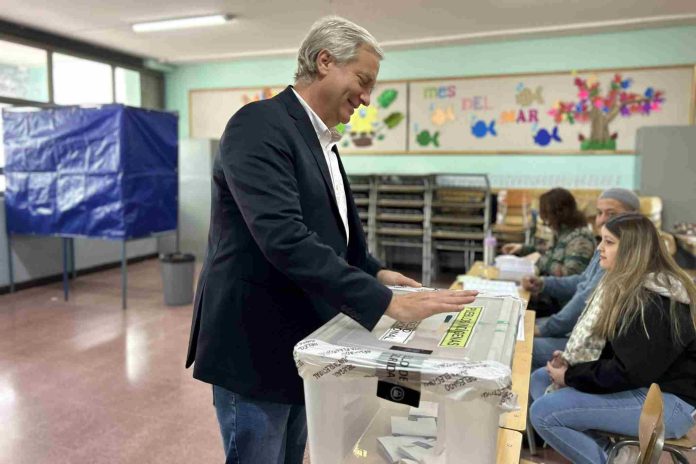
[277,87,338,208]
[335,147,365,248]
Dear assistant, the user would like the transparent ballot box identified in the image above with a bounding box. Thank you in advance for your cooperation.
[293,295,524,464]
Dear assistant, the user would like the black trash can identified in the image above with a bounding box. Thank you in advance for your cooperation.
[160,253,195,306]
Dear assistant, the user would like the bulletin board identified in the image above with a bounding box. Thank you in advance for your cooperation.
[408,65,694,154]
[188,65,695,155]
[337,81,408,153]
[189,82,408,153]
[189,86,285,139]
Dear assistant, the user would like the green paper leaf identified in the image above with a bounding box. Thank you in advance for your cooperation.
[383,112,404,129]
[377,89,398,109]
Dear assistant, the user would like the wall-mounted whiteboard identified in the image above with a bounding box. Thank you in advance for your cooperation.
[337,81,408,153]
[408,66,694,153]
[189,86,285,139]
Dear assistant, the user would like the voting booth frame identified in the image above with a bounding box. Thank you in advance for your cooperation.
[3,104,179,309]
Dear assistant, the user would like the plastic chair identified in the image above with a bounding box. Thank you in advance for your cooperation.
[661,435,696,464]
[606,383,663,463]
[605,384,696,464]
[659,231,677,256]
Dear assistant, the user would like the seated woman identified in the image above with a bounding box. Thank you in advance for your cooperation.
[529,213,696,464]
[502,188,595,277]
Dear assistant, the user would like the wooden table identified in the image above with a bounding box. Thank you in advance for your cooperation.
[451,261,536,435]
[500,310,534,433]
[497,428,523,464]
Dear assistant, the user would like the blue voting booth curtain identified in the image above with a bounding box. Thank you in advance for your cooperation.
[3,104,178,239]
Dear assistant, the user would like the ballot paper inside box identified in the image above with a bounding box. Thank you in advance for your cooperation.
[293,295,524,464]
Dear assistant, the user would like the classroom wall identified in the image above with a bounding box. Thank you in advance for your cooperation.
[166,25,696,189]
[5,26,691,289]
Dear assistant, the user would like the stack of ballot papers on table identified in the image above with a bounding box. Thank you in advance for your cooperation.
[455,275,519,298]
[377,402,440,463]
[494,255,536,282]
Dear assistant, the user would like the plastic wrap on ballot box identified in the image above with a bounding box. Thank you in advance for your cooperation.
[2,104,178,239]
[294,294,525,464]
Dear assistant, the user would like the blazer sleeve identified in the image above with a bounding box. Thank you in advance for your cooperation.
[219,106,392,330]
[565,295,691,393]
[363,253,384,277]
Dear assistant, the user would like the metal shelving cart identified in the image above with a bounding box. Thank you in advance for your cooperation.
[429,174,491,283]
[345,173,491,287]
[374,174,430,284]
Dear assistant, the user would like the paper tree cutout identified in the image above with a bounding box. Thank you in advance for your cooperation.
[548,74,664,150]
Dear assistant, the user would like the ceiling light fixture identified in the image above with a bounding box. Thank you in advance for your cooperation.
[132,14,233,33]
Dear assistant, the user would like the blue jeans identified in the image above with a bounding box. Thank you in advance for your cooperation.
[212,385,308,464]
[529,368,696,464]
[532,337,568,370]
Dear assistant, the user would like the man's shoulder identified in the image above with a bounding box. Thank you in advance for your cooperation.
[234,94,287,121]
[223,95,292,138]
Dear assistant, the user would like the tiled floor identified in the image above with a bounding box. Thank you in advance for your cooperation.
[1,259,223,463]
[2,259,694,463]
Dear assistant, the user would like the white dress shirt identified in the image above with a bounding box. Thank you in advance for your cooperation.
[292,89,349,244]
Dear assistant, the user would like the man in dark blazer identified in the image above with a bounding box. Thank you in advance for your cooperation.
[186,16,477,464]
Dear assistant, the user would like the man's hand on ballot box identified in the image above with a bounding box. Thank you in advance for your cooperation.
[385,289,479,323]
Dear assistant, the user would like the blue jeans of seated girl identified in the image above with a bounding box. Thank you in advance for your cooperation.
[529,367,696,464]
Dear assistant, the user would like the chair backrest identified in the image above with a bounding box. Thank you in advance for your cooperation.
[658,231,677,256]
[638,383,665,464]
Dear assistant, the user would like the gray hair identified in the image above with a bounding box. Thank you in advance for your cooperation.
[294,16,383,83]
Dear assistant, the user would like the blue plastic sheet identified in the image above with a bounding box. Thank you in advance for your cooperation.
[3,104,178,239]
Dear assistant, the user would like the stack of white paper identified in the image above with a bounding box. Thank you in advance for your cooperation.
[456,275,519,298]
